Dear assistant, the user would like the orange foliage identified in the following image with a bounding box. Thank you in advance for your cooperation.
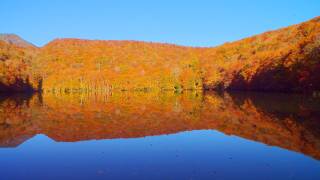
[37,40,202,92]
[1,16,320,93]
[0,40,41,92]
[198,16,320,92]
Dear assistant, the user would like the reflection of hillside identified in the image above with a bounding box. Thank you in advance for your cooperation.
[0,92,319,160]
[0,94,37,147]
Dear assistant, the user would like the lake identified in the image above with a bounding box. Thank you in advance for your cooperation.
[0,91,319,180]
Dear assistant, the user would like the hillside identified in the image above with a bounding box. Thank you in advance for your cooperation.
[0,39,41,92]
[1,16,320,93]
[199,16,320,92]
[38,40,201,92]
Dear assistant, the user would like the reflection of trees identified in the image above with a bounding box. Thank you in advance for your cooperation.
[0,91,319,160]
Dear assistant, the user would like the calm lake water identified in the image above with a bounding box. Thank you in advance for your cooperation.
[0,91,319,180]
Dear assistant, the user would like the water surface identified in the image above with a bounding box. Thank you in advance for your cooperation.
[0,91,319,179]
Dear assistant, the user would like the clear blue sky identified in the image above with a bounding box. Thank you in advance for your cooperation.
[1,0,319,47]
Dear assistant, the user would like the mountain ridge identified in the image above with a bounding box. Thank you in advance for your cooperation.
[0,33,37,49]
[4,16,320,49]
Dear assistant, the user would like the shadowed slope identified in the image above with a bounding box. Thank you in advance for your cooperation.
[0,40,41,92]
[199,16,320,92]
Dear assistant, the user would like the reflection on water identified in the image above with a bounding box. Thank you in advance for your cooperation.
[0,91,320,179]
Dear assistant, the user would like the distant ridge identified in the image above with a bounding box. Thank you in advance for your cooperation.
[0,33,37,48]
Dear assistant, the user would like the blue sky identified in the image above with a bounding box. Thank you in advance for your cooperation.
[1,0,319,47]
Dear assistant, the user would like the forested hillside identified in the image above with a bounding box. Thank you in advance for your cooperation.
[38,40,202,92]
[0,39,40,92]
[0,16,320,93]
[198,16,320,92]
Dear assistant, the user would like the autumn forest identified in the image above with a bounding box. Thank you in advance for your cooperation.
[1,16,320,93]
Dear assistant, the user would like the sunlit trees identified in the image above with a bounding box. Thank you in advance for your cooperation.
[38,39,203,92]
[0,40,41,92]
[198,16,320,92]
[1,16,320,93]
